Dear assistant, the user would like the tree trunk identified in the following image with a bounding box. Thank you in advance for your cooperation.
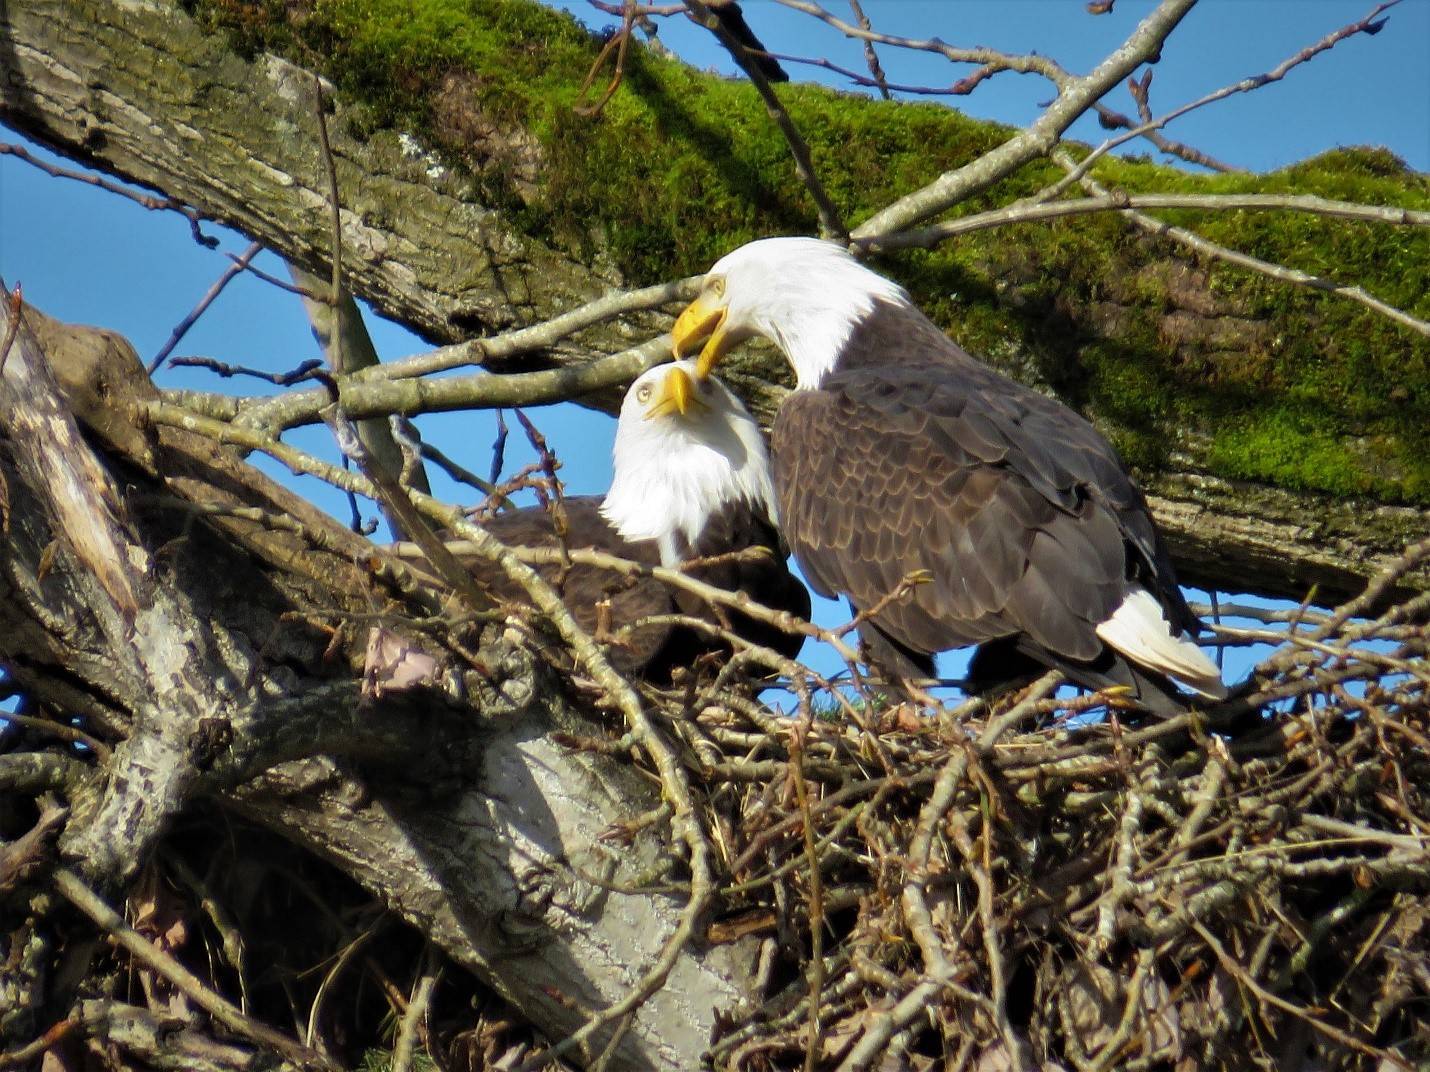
[0,302,756,1070]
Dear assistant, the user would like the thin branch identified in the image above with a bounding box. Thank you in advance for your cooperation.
[53,868,333,1070]
[150,241,263,372]
[684,0,847,240]
[1051,0,1403,197]
[1059,155,1430,337]
[0,140,217,248]
[854,0,1198,238]
[846,0,890,100]
[231,323,681,435]
[860,191,1430,253]
[769,0,1072,92]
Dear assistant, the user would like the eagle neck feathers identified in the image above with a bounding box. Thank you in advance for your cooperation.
[600,400,779,568]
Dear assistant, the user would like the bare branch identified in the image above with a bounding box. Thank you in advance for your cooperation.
[861,190,1430,253]
[1060,153,1430,337]
[684,0,847,239]
[854,0,1197,238]
[149,242,263,372]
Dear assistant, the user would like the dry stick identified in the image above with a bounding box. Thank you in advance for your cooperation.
[846,0,890,100]
[684,0,847,240]
[306,929,378,1052]
[149,241,263,372]
[861,191,1430,253]
[789,718,826,1072]
[397,538,854,664]
[1061,154,1430,337]
[1311,534,1430,639]
[854,0,1198,238]
[53,868,333,1070]
[391,945,440,1072]
[841,676,1062,1069]
[0,1018,81,1069]
[1190,919,1411,1070]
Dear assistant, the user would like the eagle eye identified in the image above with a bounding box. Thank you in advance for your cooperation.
[636,383,653,403]
[708,275,726,298]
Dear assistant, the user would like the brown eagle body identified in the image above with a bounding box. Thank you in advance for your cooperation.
[675,238,1225,713]
[480,494,808,679]
[473,360,808,681]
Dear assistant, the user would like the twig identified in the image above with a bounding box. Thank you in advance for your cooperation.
[391,944,440,1072]
[1190,919,1411,1069]
[860,191,1430,253]
[575,0,636,116]
[0,709,111,759]
[0,140,217,248]
[769,0,1072,93]
[854,0,1197,237]
[228,333,675,437]
[1048,0,1403,198]
[149,242,263,372]
[684,0,846,240]
[846,0,890,100]
[1059,154,1430,337]
[53,867,333,1069]
[0,1017,81,1069]
[789,716,825,1072]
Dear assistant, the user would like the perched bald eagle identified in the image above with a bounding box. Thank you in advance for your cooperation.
[478,360,809,679]
[673,238,1225,713]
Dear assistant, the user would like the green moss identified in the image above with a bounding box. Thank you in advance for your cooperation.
[193,0,1430,505]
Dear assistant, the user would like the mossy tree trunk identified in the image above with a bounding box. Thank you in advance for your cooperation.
[2,0,1426,603]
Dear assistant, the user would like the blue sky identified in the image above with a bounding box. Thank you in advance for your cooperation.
[1,0,1425,692]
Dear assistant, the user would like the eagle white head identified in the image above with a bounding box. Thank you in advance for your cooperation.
[672,237,909,390]
[600,359,779,567]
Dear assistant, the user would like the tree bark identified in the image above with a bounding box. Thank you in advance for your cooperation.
[0,303,757,1070]
[1,0,1424,604]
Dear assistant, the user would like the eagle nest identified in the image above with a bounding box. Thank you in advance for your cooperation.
[3,538,1425,1072]
[653,541,1430,1071]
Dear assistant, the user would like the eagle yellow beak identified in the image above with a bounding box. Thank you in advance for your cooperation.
[672,295,731,381]
[644,366,705,420]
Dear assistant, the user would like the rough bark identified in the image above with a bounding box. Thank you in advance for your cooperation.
[0,304,757,1070]
[1,0,1424,604]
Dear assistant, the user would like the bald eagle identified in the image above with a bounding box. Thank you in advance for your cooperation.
[672,238,1225,713]
[478,359,809,679]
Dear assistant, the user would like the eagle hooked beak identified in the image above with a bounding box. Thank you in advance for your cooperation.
[672,294,732,381]
[644,365,705,420]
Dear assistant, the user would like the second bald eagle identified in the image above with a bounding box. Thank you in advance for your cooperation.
[674,238,1225,713]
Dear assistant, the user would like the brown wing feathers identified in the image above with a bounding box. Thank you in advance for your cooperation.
[773,309,1191,690]
[477,495,807,678]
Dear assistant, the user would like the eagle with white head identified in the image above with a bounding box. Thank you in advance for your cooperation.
[673,237,1225,713]
[480,359,809,678]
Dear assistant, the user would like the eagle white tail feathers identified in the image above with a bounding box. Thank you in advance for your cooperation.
[1095,589,1227,700]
